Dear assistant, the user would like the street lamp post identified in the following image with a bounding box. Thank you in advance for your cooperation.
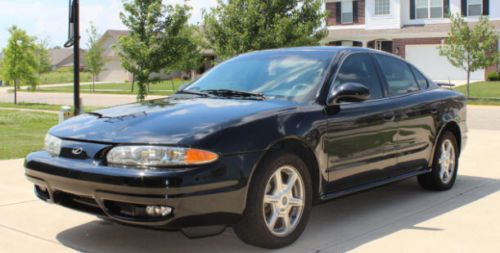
[64,0,80,116]
[73,0,80,116]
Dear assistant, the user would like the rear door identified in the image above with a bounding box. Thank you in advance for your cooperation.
[373,54,435,175]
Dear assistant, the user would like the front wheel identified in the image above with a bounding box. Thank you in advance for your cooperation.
[418,131,459,191]
[234,152,312,249]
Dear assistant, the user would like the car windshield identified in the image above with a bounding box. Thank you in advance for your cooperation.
[184,51,335,102]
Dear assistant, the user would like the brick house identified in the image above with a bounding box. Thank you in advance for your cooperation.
[324,0,500,81]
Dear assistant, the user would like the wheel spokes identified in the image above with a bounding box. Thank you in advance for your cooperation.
[273,170,285,192]
[439,139,456,184]
[267,206,280,230]
[262,165,305,237]
[281,213,291,232]
[288,197,303,207]
[264,194,280,204]
[284,172,298,193]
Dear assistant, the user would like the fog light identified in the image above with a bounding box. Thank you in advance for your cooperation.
[146,205,172,217]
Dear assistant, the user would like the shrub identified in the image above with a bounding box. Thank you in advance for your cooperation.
[487,72,500,81]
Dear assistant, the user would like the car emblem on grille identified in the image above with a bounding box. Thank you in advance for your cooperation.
[72,147,84,155]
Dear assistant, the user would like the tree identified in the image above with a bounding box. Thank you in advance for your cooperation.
[0,60,4,82]
[35,37,52,81]
[85,22,106,92]
[2,26,38,103]
[439,15,499,98]
[169,25,204,80]
[117,0,194,101]
[203,0,327,59]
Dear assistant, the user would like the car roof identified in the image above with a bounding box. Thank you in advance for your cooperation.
[260,46,380,53]
[242,46,391,57]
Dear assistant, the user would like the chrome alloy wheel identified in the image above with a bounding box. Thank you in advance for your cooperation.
[262,165,305,237]
[439,139,456,184]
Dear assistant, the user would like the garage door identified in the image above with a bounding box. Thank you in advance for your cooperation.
[98,59,132,82]
[406,44,484,81]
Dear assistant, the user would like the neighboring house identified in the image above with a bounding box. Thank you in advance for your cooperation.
[324,0,500,81]
[96,29,216,83]
[97,30,133,82]
[48,48,86,70]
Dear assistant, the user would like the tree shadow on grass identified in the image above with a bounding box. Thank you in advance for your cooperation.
[56,175,499,253]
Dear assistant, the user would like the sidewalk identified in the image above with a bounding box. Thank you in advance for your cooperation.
[0,86,163,107]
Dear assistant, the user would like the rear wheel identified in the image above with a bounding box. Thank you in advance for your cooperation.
[418,131,459,191]
[234,152,312,249]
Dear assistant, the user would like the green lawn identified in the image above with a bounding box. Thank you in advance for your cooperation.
[0,102,103,112]
[34,79,186,95]
[1,69,91,87]
[0,110,57,160]
[452,81,500,106]
[453,81,500,98]
[39,70,92,85]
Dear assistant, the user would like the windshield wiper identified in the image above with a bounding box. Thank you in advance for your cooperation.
[176,89,213,97]
[201,89,265,100]
[87,112,104,118]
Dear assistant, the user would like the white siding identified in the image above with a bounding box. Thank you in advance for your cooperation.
[491,0,500,19]
[365,0,402,29]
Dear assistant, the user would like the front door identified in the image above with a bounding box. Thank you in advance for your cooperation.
[324,52,398,192]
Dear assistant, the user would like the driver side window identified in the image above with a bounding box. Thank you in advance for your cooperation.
[334,53,383,100]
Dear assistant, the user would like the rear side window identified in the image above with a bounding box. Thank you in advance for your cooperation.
[334,53,383,100]
[374,54,419,96]
[410,65,429,89]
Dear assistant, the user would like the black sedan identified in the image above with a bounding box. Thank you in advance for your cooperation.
[25,47,467,249]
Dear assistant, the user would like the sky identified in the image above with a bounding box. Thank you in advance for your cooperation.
[0,0,218,50]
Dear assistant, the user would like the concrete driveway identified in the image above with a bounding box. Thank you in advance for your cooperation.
[1,106,500,252]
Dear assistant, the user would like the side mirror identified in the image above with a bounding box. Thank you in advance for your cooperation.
[327,82,370,106]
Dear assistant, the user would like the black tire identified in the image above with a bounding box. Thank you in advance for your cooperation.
[234,151,312,249]
[418,131,459,191]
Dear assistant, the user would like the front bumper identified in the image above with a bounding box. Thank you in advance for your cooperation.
[25,150,262,229]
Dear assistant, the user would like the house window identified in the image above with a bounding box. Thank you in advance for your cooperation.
[341,1,354,24]
[468,0,482,16]
[416,0,443,19]
[375,0,390,15]
[416,0,429,19]
[430,0,443,18]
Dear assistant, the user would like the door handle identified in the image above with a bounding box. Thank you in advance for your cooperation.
[383,112,395,122]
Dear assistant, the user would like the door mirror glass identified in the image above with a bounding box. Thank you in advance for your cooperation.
[327,82,370,106]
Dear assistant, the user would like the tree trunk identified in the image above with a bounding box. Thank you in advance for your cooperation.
[466,69,470,98]
[92,74,96,92]
[131,75,135,92]
[14,79,17,104]
[171,79,175,92]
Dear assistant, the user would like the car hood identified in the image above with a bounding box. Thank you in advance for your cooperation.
[50,96,298,145]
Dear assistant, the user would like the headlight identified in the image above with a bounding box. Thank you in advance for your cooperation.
[44,134,62,156]
[106,146,219,167]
